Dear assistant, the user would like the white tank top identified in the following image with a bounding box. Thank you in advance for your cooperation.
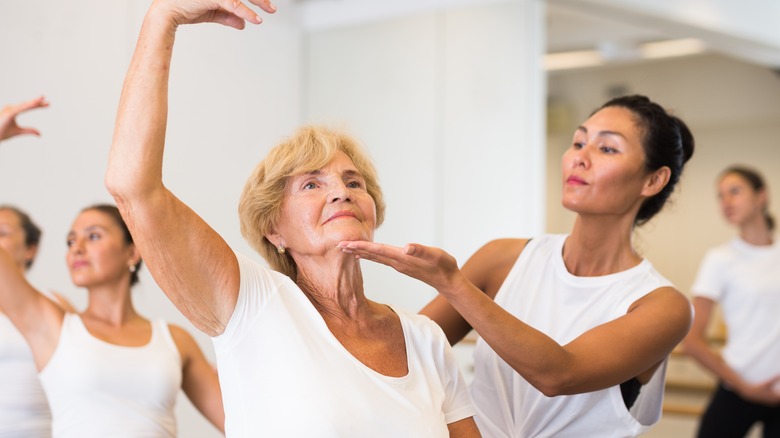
[0,313,51,437]
[471,234,674,438]
[39,314,182,438]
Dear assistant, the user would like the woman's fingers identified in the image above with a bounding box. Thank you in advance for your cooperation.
[156,0,275,27]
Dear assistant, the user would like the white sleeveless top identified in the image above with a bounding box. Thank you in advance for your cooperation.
[212,253,475,437]
[0,313,51,437]
[471,234,675,438]
[39,314,182,438]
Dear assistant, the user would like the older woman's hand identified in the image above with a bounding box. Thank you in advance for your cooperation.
[150,0,276,29]
[338,241,464,293]
[0,96,48,142]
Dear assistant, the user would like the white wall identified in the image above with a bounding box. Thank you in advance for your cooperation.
[304,0,547,311]
[546,53,780,295]
[1,1,302,436]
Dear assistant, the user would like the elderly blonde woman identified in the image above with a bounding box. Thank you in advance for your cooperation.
[105,0,479,436]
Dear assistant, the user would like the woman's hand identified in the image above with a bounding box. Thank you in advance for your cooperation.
[0,96,49,142]
[338,241,463,293]
[735,376,780,406]
[150,0,276,30]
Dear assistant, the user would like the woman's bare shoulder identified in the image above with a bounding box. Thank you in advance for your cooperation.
[464,238,530,298]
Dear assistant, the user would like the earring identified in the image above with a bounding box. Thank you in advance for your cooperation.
[277,245,286,254]
[129,264,137,273]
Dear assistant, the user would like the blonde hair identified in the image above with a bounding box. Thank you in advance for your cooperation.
[238,126,386,280]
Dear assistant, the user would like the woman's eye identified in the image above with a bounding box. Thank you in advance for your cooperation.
[66,239,74,247]
[89,233,101,241]
[600,146,617,154]
[303,182,317,190]
[572,142,584,149]
[346,181,362,189]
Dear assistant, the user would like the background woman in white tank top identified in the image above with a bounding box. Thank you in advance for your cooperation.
[683,166,780,437]
[0,97,74,438]
[0,124,225,437]
[343,95,696,437]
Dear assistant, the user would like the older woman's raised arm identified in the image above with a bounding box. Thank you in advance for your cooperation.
[105,0,275,336]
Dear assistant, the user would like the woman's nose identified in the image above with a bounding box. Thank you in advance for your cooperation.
[329,183,352,203]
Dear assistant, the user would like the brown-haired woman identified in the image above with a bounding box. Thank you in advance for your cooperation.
[683,165,780,438]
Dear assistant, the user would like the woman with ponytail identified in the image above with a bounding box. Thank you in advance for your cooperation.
[683,166,780,437]
[342,95,696,437]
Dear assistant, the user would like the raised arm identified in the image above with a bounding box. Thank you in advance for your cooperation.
[341,240,692,396]
[105,0,275,336]
[0,96,49,142]
[0,247,64,368]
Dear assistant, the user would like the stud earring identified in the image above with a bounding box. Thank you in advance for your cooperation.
[277,245,286,254]
[129,264,137,273]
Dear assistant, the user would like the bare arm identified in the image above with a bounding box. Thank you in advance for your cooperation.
[682,297,780,405]
[170,325,225,432]
[420,239,526,345]
[341,240,692,396]
[105,0,275,336]
[0,246,63,368]
[447,417,481,438]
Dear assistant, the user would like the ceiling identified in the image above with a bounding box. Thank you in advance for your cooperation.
[292,0,780,68]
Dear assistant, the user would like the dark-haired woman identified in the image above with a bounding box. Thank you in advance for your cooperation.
[0,204,225,437]
[683,166,780,438]
[0,205,76,437]
[342,95,695,437]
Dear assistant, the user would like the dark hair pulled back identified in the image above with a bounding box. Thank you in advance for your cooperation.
[0,205,42,270]
[598,95,695,225]
[81,204,143,286]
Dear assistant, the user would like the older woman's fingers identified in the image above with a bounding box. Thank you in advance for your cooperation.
[248,0,276,14]
[210,9,249,29]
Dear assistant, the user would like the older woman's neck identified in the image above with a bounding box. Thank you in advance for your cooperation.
[296,255,367,319]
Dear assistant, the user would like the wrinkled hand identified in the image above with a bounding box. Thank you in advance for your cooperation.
[0,96,49,142]
[735,376,780,406]
[338,241,463,292]
[152,0,276,29]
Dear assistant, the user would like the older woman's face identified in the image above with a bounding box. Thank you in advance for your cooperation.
[272,151,377,258]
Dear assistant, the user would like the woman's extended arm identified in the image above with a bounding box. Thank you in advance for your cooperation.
[683,297,780,405]
[0,247,63,368]
[105,0,275,336]
[341,240,691,395]
[420,239,526,345]
[170,325,225,432]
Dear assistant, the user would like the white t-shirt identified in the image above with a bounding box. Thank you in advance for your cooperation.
[471,235,675,438]
[691,237,780,383]
[212,253,475,437]
[39,314,182,438]
[0,313,51,438]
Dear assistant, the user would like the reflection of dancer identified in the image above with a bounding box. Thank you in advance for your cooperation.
[684,166,780,438]
[0,205,71,437]
[342,95,695,437]
[1,96,70,437]
[0,202,225,436]
[104,0,478,436]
